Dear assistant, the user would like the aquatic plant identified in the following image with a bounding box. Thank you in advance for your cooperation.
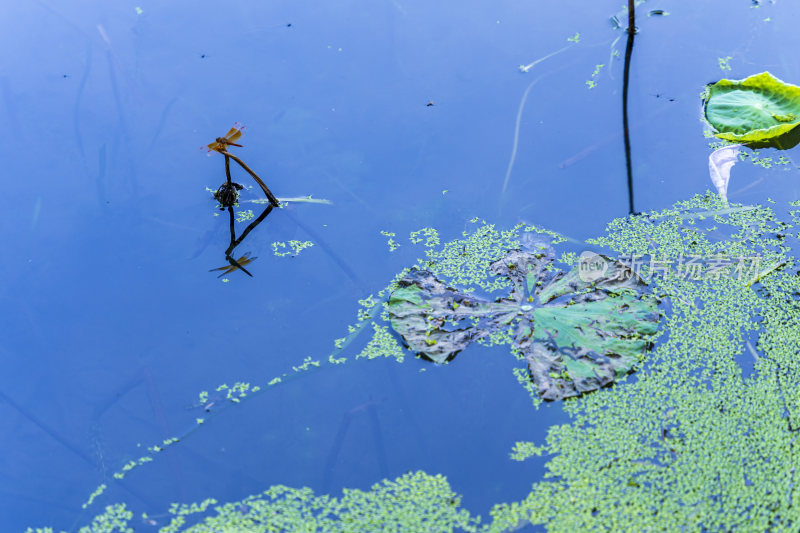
[29,193,800,532]
[272,240,314,257]
[388,246,660,400]
[705,71,800,142]
[485,194,799,531]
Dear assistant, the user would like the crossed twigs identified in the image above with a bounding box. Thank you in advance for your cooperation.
[205,123,280,207]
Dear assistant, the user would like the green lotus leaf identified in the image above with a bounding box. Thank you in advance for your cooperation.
[705,71,800,142]
[388,248,661,400]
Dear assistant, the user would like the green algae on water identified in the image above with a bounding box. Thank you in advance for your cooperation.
[37,193,800,531]
[272,240,314,257]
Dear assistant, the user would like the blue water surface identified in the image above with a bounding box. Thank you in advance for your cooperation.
[3,0,800,530]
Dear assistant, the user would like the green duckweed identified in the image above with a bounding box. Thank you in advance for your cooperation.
[36,193,800,532]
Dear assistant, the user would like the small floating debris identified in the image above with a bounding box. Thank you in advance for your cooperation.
[708,144,742,203]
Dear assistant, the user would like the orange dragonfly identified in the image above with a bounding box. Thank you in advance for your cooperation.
[204,122,245,153]
[209,252,257,277]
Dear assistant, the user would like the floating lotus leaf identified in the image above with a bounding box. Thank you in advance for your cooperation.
[705,72,800,142]
[388,248,661,400]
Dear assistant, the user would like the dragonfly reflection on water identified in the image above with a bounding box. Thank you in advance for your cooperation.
[209,251,257,278]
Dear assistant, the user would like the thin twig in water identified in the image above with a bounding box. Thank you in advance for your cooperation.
[500,62,573,203]
[224,154,233,185]
[246,196,332,205]
[225,204,275,257]
[518,45,571,73]
[607,35,621,80]
[746,341,760,361]
[219,149,280,207]
[501,73,548,197]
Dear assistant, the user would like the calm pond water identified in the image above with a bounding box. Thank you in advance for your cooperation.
[3,0,800,530]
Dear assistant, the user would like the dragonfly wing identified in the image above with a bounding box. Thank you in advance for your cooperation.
[216,266,235,277]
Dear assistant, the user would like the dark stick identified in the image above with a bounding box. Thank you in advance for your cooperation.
[215,203,274,279]
[622,0,637,215]
[224,153,233,186]
[224,204,274,257]
[219,150,280,207]
[218,207,245,277]
[627,0,635,34]
[226,206,236,243]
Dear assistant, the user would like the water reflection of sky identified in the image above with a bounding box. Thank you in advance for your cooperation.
[2,0,800,529]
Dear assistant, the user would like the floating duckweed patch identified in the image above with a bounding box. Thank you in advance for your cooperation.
[509,441,545,462]
[26,503,134,533]
[35,193,800,531]
[410,227,440,247]
[586,63,604,89]
[32,473,480,533]
[415,221,565,294]
[488,193,800,531]
[380,230,400,252]
[272,240,314,257]
[235,209,254,223]
[355,323,407,361]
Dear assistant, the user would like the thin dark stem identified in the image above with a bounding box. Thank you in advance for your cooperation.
[628,0,636,35]
[224,154,232,185]
[219,150,280,207]
[218,204,274,277]
[224,204,274,257]
[226,206,236,243]
[622,0,637,215]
